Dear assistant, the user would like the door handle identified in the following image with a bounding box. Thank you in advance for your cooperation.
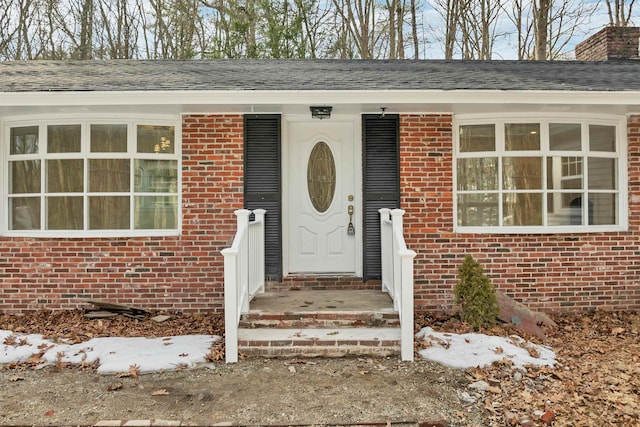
[347,204,355,235]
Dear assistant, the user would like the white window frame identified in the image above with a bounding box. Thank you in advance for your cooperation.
[2,115,182,238]
[453,114,628,234]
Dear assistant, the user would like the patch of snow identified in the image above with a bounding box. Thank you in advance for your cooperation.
[0,330,219,374]
[416,327,555,369]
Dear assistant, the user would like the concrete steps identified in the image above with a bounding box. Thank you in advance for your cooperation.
[237,290,401,358]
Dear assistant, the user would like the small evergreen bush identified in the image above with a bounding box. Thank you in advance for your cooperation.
[454,255,499,330]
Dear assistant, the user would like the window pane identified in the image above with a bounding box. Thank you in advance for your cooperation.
[46,196,83,230]
[10,126,39,154]
[503,157,542,190]
[89,196,130,229]
[457,193,498,226]
[459,124,495,152]
[589,125,615,152]
[9,160,41,193]
[457,158,498,190]
[48,125,81,153]
[9,197,40,230]
[47,159,84,192]
[134,160,178,193]
[588,158,616,190]
[135,196,178,229]
[503,193,543,226]
[91,124,127,152]
[90,159,130,192]
[547,192,584,225]
[505,123,540,150]
[550,123,581,151]
[547,156,583,191]
[137,125,175,154]
[589,193,616,225]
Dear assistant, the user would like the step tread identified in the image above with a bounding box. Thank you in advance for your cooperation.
[238,327,401,342]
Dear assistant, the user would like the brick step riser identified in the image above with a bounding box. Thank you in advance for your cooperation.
[239,341,401,358]
[240,312,399,329]
[239,318,400,329]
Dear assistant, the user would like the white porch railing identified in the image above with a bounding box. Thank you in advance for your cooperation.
[379,208,416,361]
[222,208,266,363]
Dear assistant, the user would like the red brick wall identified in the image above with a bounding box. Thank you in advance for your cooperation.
[0,114,244,314]
[400,114,640,313]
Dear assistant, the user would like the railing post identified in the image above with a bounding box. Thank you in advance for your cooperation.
[222,209,251,364]
[252,209,266,295]
[390,209,405,310]
[236,209,252,314]
[379,208,391,294]
[400,249,416,361]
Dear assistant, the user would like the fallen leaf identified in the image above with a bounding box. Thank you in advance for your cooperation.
[9,376,24,382]
[107,382,123,391]
[152,389,170,396]
[44,409,54,416]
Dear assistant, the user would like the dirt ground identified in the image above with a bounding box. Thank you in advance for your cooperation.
[1,309,639,426]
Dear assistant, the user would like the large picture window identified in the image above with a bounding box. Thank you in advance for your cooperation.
[5,119,180,236]
[455,118,624,232]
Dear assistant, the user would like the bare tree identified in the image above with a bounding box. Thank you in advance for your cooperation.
[606,0,637,26]
[534,0,550,60]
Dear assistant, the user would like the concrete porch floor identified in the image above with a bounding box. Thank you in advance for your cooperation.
[248,289,395,313]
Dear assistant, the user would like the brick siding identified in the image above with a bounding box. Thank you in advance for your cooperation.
[400,114,640,313]
[0,114,243,314]
[2,113,639,314]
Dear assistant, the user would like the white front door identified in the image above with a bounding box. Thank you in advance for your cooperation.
[285,118,359,275]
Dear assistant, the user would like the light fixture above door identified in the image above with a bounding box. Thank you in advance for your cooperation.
[310,106,332,120]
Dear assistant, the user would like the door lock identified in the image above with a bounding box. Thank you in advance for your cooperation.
[347,204,355,235]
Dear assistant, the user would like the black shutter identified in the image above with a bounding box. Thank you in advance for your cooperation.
[244,114,282,281]
[362,114,400,280]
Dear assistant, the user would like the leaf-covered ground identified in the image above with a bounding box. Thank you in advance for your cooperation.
[1,309,639,426]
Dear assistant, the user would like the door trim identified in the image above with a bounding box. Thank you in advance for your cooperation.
[282,114,363,277]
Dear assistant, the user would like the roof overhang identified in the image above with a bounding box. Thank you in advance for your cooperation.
[1,89,639,117]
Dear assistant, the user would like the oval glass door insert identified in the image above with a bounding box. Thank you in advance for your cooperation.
[307,141,336,213]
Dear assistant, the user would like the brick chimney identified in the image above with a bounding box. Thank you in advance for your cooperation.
[575,26,640,61]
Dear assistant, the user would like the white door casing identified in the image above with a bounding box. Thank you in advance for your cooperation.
[284,117,361,275]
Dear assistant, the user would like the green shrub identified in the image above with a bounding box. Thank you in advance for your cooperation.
[454,255,499,330]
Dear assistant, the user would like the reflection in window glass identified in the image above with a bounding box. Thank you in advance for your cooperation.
[46,196,83,230]
[46,159,84,192]
[134,196,178,229]
[550,123,581,151]
[91,124,127,152]
[503,157,542,190]
[7,121,179,234]
[459,125,495,152]
[90,159,130,192]
[134,160,178,193]
[588,157,616,190]
[89,196,130,229]
[48,125,81,153]
[9,198,40,230]
[10,160,41,194]
[457,193,498,226]
[590,125,615,152]
[457,158,498,191]
[590,194,616,225]
[137,125,175,154]
[505,123,540,150]
[10,126,39,155]
[503,193,543,226]
[456,119,620,229]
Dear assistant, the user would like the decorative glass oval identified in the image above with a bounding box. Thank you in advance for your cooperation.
[307,141,336,213]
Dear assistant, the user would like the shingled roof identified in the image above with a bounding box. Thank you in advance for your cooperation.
[1,59,639,93]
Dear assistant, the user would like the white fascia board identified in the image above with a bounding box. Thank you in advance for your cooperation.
[1,89,640,107]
